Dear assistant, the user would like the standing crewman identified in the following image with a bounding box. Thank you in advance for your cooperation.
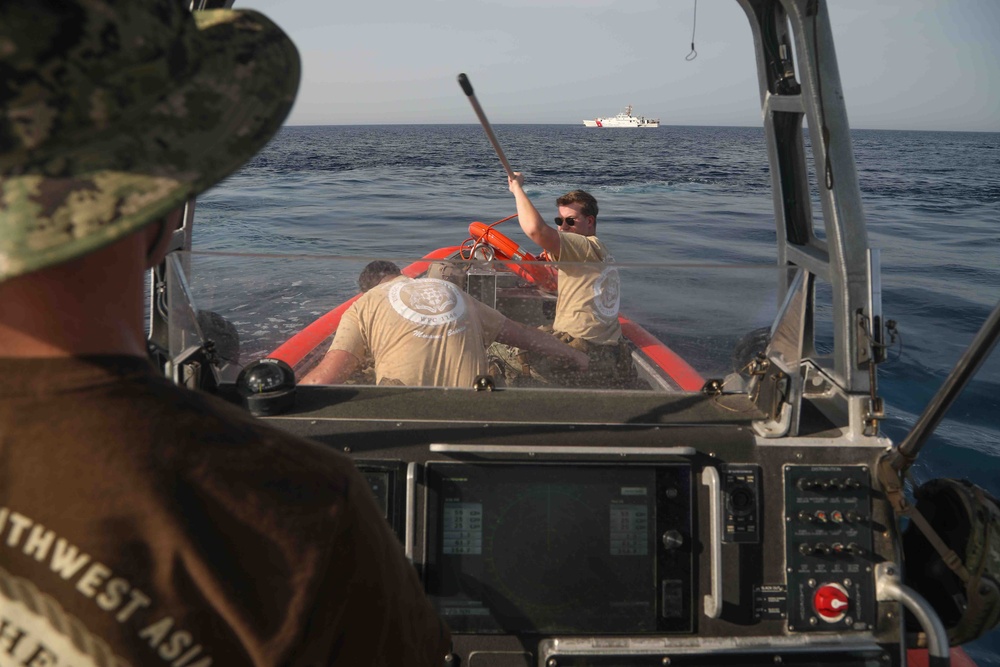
[507,173,637,387]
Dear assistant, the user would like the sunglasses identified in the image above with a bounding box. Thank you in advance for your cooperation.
[554,216,579,227]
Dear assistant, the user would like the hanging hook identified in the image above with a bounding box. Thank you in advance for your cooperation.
[685,0,698,61]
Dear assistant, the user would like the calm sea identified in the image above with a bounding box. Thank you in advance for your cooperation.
[194,124,999,664]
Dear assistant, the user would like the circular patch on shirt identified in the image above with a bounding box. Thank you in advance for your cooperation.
[593,265,621,319]
[388,278,467,326]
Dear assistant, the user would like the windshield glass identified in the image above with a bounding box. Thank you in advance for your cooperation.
[163,126,823,396]
[166,250,796,394]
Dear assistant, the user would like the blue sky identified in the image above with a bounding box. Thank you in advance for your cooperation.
[241,1,999,132]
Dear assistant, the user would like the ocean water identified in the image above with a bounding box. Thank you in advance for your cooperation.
[193,124,999,663]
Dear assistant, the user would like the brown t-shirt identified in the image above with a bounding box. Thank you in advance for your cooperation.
[0,355,450,666]
[330,276,507,387]
[553,232,623,345]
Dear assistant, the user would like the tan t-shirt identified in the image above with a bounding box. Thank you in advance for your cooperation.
[331,276,507,387]
[553,232,623,344]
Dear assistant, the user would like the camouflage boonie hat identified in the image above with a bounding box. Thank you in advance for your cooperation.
[0,0,300,282]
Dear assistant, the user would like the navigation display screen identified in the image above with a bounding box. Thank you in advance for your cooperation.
[426,462,693,634]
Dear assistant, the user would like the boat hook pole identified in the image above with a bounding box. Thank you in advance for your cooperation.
[889,299,1000,473]
[458,73,515,181]
[879,299,999,513]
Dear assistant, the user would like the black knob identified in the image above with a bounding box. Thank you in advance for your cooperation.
[728,486,755,515]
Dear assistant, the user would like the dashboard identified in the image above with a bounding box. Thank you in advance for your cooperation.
[236,384,899,667]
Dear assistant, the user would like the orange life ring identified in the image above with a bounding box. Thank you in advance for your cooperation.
[468,222,558,292]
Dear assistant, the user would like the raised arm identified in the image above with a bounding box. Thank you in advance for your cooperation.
[496,318,589,372]
[508,172,561,257]
[299,349,362,385]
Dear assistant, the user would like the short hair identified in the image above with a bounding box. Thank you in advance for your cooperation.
[556,190,599,219]
[358,260,401,292]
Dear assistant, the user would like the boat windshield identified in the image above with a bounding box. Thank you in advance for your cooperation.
[164,251,807,395]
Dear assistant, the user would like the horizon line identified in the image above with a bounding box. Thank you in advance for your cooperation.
[279,122,999,134]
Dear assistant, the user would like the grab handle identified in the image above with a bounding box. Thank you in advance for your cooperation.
[701,466,723,618]
[875,563,949,667]
[405,462,417,562]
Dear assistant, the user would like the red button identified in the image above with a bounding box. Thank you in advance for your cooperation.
[813,583,849,622]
